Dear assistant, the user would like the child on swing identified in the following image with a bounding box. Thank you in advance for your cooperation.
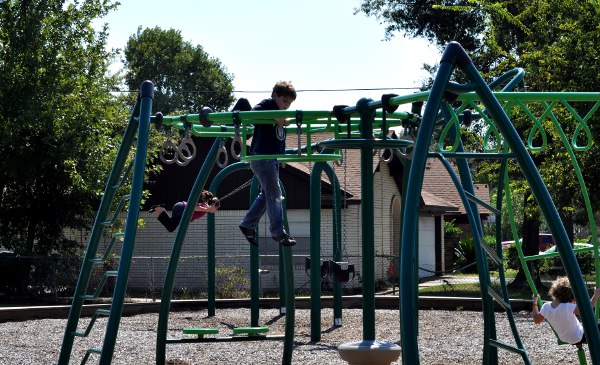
[150,190,220,232]
[532,276,600,346]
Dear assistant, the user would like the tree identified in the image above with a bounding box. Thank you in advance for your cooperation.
[357,0,600,286]
[123,26,235,114]
[0,0,126,255]
[355,0,486,52]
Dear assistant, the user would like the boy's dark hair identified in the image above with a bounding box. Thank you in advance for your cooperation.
[549,276,575,303]
[272,80,296,100]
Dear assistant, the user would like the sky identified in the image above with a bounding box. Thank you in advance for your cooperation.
[99,0,442,111]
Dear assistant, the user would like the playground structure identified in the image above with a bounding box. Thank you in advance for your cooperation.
[56,41,600,365]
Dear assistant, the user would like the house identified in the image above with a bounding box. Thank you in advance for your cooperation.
[123,130,489,294]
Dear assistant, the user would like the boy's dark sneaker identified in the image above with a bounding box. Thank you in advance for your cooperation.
[239,225,258,247]
[272,232,296,247]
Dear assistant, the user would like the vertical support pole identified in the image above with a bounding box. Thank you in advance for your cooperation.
[357,97,376,340]
[309,165,323,341]
[99,80,154,365]
[249,178,260,327]
[280,182,290,314]
[401,58,455,364]
[326,163,344,326]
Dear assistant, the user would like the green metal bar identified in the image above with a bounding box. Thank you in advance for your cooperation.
[156,138,221,365]
[323,162,344,327]
[309,163,323,342]
[357,97,376,341]
[460,91,600,102]
[495,159,531,365]
[308,161,343,341]
[249,178,260,328]
[165,335,286,344]
[433,153,498,365]
[207,161,251,316]
[281,242,295,365]
[464,191,501,215]
[279,182,291,313]
[437,152,517,159]
[99,81,154,365]
[524,245,596,261]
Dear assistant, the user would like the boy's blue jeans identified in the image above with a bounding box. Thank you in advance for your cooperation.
[240,159,284,237]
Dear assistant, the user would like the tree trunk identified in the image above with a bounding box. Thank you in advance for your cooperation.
[509,190,542,289]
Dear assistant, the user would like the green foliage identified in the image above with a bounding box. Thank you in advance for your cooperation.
[216,265,249,299]
[453,237,477,272]
[356,0,486,52]
[359,0,600,253]
[123,26,235,115]
[0,0,127,255]
[453,235,496,273]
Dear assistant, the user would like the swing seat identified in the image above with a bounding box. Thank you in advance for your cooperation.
[327,260,356,283]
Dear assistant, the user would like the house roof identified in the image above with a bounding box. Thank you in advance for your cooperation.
[280,130,488,214]
[422,157,491,215]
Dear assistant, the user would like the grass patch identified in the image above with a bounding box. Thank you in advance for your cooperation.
[419,282,535,300]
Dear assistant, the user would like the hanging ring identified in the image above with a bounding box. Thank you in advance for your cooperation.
[378,148,393,163]
[216,142,228,168]
[159,139,178,164]
[398,134,416,160]
[175,136,196,166]
[231,123,243,160]
[399,147,414,161]
[230,136,243,160]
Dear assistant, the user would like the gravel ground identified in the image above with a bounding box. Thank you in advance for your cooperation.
[0,307,590,364]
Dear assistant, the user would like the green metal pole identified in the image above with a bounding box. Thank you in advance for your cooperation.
[445,114,498,365]
[156,138,221,365]
[309,163,324,342]
[99,81,154,365]
[280,182,290,313]
[280,191,295,365]
[398,154,412,338]
[249,178,260,327]
[207,161,251,316]
[357,97,376,341]
[323,163,343,326]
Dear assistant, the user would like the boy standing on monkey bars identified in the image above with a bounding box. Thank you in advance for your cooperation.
[239,80,297,247]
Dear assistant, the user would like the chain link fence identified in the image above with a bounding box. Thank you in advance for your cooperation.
[4,248,572,304]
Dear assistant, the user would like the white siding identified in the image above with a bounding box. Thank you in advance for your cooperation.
[74,161,438,294]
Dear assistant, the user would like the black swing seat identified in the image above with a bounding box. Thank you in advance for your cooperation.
[304,257,356,283]
[327,260,355,283]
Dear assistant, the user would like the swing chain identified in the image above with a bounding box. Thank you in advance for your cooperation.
[217,178,253,202]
